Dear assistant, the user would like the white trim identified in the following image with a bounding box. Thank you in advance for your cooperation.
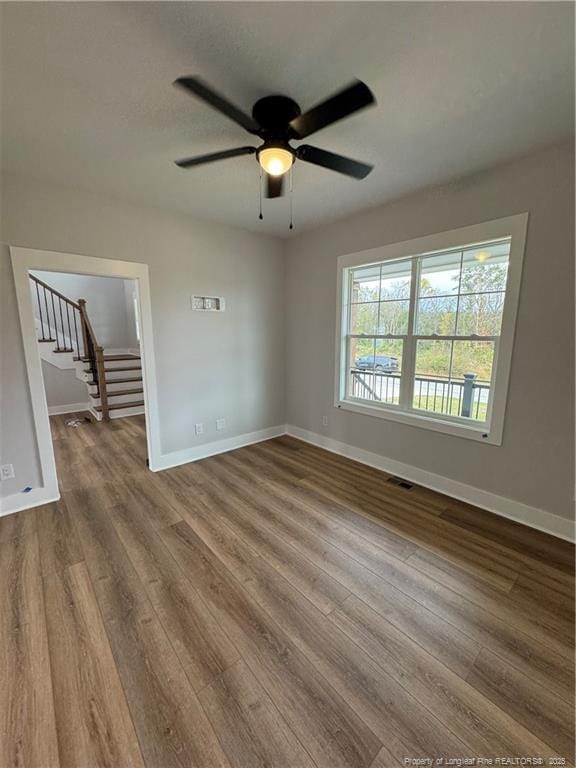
[108,405,145,419]
[335,214,528,446]
[335,399,494,442]
[10,247,162,510]
[286,424,575,543]
[47,402,91,416]
[153,425,287,472]
[0,486,60,517]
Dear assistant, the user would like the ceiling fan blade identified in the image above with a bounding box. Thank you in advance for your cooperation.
[296,145,373,179]
[266,174,284,198]
[174,76,260,134]
[175,146,256,169]
[289,79,375,139]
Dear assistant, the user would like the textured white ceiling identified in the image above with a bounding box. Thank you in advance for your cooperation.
[1,2,573,237]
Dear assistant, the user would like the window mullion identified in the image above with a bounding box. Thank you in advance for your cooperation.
[374,263,383,370]
[399,257,419,410]
[447,250,464,384]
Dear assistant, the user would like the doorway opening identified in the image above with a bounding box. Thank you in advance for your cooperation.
[10,247,161,511]
[30,269,147,487]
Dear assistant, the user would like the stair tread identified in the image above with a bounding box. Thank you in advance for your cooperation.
[89,388,144,399]
[94,400,144,412]
[103,354,141,361]
[84,365,142,381]
[84,365,141,373]
[104,365,142,371]
[38,338,56,343]
[54,348,73,353]
[80,355,140,363]
[86,377,143,385]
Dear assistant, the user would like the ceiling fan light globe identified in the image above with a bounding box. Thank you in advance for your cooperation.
[259,147,293,177]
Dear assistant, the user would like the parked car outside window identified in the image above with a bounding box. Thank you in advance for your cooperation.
[355,355,399,372]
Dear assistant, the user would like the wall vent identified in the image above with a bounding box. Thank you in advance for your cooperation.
[191,295,225,312]
[387,476,414,490]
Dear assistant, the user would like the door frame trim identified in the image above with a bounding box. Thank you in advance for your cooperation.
[10,246,162,511]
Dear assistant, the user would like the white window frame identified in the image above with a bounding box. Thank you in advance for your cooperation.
[334,214,528,445]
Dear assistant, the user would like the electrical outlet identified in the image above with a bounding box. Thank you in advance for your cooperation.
[216,418,226,431]
[1,463,15,481]
[195,423,204,436]
[322,416,329,427]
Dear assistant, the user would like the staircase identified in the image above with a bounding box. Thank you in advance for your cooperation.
[30,273,144,421]
[86,355,144,417]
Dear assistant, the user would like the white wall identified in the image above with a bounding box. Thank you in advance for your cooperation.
[1,173,285,498]
[285,143,574,524]
[123,279,140,349]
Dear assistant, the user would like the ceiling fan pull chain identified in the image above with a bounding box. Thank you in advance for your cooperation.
[289,167,294,231]
[258,166,263,220]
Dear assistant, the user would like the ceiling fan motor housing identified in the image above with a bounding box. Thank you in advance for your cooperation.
[252,95,301,135]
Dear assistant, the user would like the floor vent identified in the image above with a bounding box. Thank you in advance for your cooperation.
[387,476,414,490]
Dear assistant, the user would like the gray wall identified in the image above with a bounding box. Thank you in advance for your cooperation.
[1,172,285,497]
[32,270,137,349]
[41,361,88,408]
[285,143,574,521]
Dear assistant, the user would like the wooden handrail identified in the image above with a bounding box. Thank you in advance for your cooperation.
[78,299,90,358]
[29,273,80,309]
[77,299,97,348]
[78,299,109,421]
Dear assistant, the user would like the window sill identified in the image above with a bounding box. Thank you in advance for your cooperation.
[335,398,502,445]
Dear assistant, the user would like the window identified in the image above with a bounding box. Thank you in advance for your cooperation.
[336,215,527,444]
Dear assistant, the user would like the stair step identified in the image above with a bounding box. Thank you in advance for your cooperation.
[89,388,144,399]
[103,354,141,361]
[94,400,144,412]
[104,365,141,372]
[83,365,141,374]
[80,355,140,363]
[54,348,73,353]
[38,338,56,343]
[86,377,143,386]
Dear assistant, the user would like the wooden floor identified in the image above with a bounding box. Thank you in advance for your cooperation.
[2,414,574,768]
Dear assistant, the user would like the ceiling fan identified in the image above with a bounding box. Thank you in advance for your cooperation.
[173,76,376,199]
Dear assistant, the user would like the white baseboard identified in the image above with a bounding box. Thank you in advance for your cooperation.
[152,425,287,472]
[48,402,91,415]
[286,425,575,543]
[4,420,572,543]
[109,406,145,419]
[0,485,60,517]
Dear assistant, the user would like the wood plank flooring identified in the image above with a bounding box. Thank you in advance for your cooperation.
[1,413,574,768]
